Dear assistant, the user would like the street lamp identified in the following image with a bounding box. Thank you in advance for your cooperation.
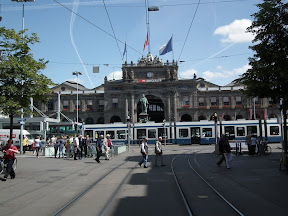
[162,119,166,146]
[72,71,82,129]
[11,0,35,155]
[127,115,131,152]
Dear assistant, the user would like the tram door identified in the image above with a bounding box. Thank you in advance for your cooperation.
[191,127,200,144]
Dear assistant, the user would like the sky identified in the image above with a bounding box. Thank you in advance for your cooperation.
[1,0,263,89]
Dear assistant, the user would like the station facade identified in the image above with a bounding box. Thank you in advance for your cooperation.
[34,54,279,129]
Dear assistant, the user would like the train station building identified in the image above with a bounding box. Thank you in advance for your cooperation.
[29,53,278,130]
[0,54,278,135]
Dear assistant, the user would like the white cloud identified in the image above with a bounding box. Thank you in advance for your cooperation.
[214,19,254,43]
[202,64,251,82]
[179,69,198,79]
[107,70,122,80]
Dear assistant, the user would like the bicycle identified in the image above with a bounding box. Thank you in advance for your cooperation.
[0,156,17,175]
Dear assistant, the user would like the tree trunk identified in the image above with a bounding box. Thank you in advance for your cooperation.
[283,107,287,155]
[9,114,14,140]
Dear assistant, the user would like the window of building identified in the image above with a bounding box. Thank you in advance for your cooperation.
[182,96,189,106]
[202,128,212,137]
[61,87,65,91]
[270,126,279,135]
[75,100,80,110]
[268,97,275,105]
[253,97,259,105]
[48,99,54,111]
[149,104,163,111]
[87,100,93,110]
[210,97,217,106]
[179,129,189,138]
[63,100,69,110]
[223,97,230,106]
[199,97,205,107]
[112,98,118,108]
[148,129,156,138]
[99,100,104,110]
[236,96,242,105]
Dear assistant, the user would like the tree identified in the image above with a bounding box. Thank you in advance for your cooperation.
[238,0,288,154]
[0,27,54,139]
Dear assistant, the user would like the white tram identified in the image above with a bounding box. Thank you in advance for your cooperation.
[83,119,282,145]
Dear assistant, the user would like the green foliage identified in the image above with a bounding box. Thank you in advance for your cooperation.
[0,27,55,117]
[238,0,288,108]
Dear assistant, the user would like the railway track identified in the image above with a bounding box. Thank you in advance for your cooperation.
[171,150,245,216]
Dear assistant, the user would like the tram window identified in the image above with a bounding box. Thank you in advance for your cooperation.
[117,130,126,139]
[85,130,93,138]
[179,129,189,138]
[224,126,235,137]
[202,128,212,137]
[270,126,279,135]
[95,131,104,139]
[137,129,146,139]
[148,129,156,138]
[158,128,167,138]
[247,126,257,135]
[237,127,245,136]
[106,130,115,139]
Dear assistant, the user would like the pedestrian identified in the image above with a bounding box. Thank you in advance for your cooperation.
[85,135,93,157]
[223,135,232,169]
[34,136,41,158]
[73,135,80,160]
[95,135,103,163]
[138,137,149,168]
[251,134,257,156]
[246,133,252,155]
[78,135,84,160]
[154,136,165,167]
[217,134,226,166]
[22,135,28,154]
[83,135,88,157]
[1,139,19,181]
[58,136,65,158]
[40,137,46,156]
[103,134,112,160]
[51,135,56,146]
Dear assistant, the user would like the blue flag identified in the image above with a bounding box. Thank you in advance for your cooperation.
[159,36,173,55]
[123,42,127,58]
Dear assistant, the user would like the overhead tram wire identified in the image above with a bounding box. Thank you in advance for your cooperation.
[177,0,201,62]
[52,0,143,56]
[102,0,123,61]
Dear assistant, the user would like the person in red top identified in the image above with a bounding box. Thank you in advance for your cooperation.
[2,139,19,181]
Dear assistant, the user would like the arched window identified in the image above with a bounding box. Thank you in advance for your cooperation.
[97,117,104,124]
[85,117,94,124]
[181,114,192,122]
[198,115,206,121]
[110,116,121,123]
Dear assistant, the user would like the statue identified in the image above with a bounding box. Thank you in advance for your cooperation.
[139,94,149,114]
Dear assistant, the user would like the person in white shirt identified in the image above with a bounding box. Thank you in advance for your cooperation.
[103,134,112,160]
[155,137,165,167]
[73,135,80,160]
[138,137,149,168]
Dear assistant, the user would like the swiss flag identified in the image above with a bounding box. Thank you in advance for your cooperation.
[143,32,148,52]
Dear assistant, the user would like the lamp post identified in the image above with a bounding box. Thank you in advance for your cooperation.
[127,115,131,152]
[162,119,166,146]
[72,71,82,130]
[11,0,35,154]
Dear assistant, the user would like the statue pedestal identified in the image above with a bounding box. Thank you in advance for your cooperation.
[139,112,149,123]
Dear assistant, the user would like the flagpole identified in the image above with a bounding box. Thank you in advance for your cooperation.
[172,35,174,61]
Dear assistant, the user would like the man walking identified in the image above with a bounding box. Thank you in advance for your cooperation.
[139,137,149,168]
[95,135,103,163]
[155,136,165,167]
[73,135,79,160]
